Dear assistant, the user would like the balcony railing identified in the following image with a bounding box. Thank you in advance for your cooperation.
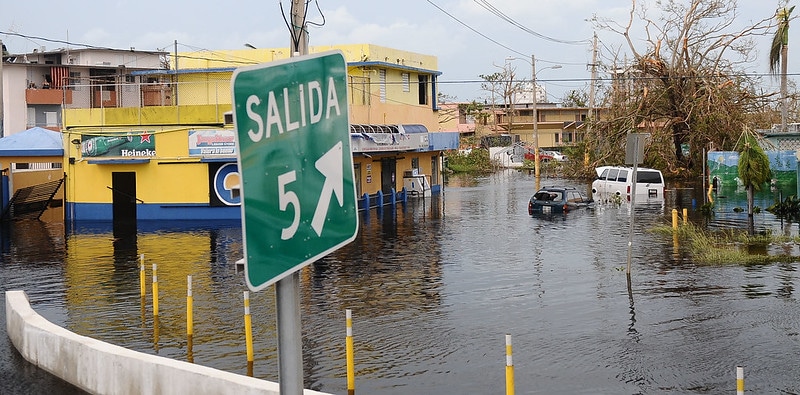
[63,80,232,110]
[26,89,72,105]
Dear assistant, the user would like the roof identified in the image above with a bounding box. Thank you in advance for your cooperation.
[0,127,64,156]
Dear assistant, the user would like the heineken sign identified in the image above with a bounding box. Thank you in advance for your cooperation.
[232,51,359,291]
[79,131,156,157]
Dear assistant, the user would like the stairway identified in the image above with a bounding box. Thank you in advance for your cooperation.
[1,177,64,220]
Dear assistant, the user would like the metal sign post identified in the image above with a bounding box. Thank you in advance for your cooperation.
[625,133,649,274]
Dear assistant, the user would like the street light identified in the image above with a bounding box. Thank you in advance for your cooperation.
[530,55,561,179]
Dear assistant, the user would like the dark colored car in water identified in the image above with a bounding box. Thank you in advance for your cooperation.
[528,186,594,215]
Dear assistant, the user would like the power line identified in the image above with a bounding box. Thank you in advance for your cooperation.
[473,0,591,46]
[425,0,525,58]
[436,71,797,86]
[0,30,159,53]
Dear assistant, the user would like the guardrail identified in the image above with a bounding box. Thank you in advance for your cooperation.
[358,188,408,211]
[5,290,330,395]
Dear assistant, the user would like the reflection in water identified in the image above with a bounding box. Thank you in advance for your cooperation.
[3,171,800,393]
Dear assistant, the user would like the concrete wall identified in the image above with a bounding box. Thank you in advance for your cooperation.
[5,290,331,395]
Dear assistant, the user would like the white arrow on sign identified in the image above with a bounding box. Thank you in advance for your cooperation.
[311,141,345,236]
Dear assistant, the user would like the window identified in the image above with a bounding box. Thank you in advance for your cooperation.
[68,71,81,90]
[431,155,439,185]
[411,157,419,170]
[637,171,663,184]
[353,164,362,197]
[45,112,57,127]
[418,75,428,105]
[379,69,386,103]
[402,73,410,92]
[607,169,619,181]
[617,170,628,182]
[534,191,561,201]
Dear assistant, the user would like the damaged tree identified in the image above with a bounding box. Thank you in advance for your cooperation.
[590,0,775,177]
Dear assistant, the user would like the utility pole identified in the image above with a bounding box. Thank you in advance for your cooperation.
[290,0,308,55]
[0,39,5,138]
[276,2,308,395]
[532,54,541,179]
[587,33,598,166]
[173,40,179,105]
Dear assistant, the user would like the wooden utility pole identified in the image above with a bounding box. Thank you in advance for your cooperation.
[587,33,598,165]
[0,39,5,137]
[290,0,308,55]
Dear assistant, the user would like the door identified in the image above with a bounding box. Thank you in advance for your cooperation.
[112,172,137,222]
[380,158,396,194]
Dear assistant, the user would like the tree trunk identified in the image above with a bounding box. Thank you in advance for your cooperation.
[781,44,789,132]
[747,184,755,236]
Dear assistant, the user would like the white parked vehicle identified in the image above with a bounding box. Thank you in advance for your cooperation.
[591,166,665,203]
[543,150,568,162]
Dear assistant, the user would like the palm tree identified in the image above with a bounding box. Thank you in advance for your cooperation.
[770,6,795,132]
[736,130,772,235]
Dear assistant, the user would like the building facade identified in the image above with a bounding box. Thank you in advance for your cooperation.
[1,47,168,135]
[2,44,459,221]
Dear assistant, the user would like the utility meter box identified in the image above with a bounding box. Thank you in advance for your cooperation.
[403,169,429,197]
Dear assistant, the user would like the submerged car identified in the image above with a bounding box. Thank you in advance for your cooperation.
[528,186,594,215]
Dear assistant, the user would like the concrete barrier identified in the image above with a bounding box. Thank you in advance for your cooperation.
[5,290,331,395]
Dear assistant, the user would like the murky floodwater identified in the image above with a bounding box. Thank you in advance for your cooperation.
[3,169,800,394]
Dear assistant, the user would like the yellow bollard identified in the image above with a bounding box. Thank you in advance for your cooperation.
[346,309,355,394]
[244,291,254,364]
[139,254,146,297]
[673,231,680,257]
[505,334,514,395]
[672,209,678,229]
[707,182,714,204]
[187,335,194,364]
[153,315,160,352]
[187,275,193,337]
[682,208,688,225]
[736,366,744,395]
[152,264,159,317]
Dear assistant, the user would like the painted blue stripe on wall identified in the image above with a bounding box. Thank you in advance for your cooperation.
[69,202,241,221]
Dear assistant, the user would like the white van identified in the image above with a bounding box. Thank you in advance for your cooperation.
[591,166,665,203]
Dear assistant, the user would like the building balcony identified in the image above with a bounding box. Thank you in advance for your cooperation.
[26,89,72,105]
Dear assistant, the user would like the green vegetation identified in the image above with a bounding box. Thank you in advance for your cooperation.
[767,195,800,221]
[736,130,772,234]
[651,223,800,265]
[444,148,494,173]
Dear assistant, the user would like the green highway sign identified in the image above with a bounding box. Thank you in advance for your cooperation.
[232,51,359,291]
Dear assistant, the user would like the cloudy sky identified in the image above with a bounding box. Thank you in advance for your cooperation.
[0,1,791,102]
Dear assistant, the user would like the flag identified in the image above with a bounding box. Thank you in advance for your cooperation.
[50,66,69,89]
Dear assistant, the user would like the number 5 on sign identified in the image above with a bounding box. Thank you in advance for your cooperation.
[278,171,299,240]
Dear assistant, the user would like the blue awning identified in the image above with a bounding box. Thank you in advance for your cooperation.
[0,127,64,156]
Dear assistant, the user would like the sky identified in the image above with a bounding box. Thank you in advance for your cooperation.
[0,1,793,103]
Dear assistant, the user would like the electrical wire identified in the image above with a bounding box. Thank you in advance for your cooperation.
[473,0,591,45]
[425,0,524,58]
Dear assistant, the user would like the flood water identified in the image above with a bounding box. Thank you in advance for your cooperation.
[3,169,800,394]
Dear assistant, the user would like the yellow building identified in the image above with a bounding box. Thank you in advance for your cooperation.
[60,44,458,221]
[492,105,603,148]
